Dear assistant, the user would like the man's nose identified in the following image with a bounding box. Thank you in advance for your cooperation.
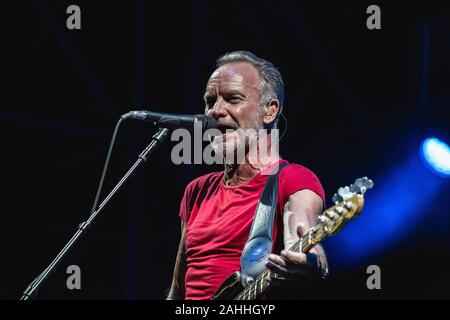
[206,99,227,119]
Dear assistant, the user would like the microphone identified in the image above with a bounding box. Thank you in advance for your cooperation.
[122,110,217,130]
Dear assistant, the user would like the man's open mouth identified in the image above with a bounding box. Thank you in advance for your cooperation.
[218,125,237,135]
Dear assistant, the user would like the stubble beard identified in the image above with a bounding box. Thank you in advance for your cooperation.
[210,110,264,167]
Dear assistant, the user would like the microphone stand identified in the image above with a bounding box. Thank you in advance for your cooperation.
[20,127,170,300]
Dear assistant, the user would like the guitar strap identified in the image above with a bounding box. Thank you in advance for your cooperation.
[240,161,290,287]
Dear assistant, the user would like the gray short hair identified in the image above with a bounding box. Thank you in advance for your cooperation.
[216,51,284,128]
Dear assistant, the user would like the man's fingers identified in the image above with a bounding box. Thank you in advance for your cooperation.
[280,249,307,264]
[268,253,286,267]
[266,260,290,276]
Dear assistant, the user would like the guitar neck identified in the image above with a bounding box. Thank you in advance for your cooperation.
[234,225,326,300]
[234,195,363,300]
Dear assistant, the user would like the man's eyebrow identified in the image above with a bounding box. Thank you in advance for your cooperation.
[223,90,245,97]
[204,89,246,100]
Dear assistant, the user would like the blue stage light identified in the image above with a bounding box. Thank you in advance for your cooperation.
[422,138,450,177]
[325,140,447,269]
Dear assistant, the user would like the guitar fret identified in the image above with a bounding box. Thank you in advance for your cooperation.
[235,230,327,300]
[235,223,333,301]
[308,230,312,247]
[260,276,263,294]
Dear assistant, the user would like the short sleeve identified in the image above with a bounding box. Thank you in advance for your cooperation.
[279,164,326,208]
[178,172,219,222]
[178,179,197,222]
[178,186,190,222]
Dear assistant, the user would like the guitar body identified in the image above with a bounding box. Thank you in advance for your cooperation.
[211,272,244,300]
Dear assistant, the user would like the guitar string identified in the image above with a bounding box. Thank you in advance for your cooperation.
[235,207,353,300]
[235,228,328,300]
[236,224,334,299]
[235,200,360,299]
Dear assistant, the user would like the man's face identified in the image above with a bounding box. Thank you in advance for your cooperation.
[204,62,264,157]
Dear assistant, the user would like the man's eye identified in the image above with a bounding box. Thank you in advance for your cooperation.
[228,97,241,103]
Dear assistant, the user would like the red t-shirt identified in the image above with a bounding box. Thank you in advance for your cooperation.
[178,160,325,300]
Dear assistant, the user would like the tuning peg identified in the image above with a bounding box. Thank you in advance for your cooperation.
[343,201,354,210]
[339,186,354,200]
[318,215,327,224]
[361,177,374,189]
[334,178,374,203]
[333,186,354,203]
[318,215,333,233]
[335,206,345,215]
[352,177,374,194]
[325,210,337,219]
[332,193,342,204]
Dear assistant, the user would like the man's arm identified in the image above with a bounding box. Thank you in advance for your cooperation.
[268,189,328,273]
[283,189,328,268]
[166,220,187,300]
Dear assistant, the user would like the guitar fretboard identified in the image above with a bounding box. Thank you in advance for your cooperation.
[234,197,359,300]
[234,225,326,300]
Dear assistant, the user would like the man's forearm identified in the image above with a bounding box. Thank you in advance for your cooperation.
[166,287,183,300]
[167,221,187,300]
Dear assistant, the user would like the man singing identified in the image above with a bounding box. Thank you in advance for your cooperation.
[167,51,328,300]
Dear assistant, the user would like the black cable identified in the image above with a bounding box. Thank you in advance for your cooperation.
[26,116,126,290]
[89,116,126,216]
[279,113,288,142]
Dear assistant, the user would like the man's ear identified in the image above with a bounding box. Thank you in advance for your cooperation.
[263,99,280,126]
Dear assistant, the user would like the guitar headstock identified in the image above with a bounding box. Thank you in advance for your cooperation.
[318,177,374,236]
[332,177,374,203]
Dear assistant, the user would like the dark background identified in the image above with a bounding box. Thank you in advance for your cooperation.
[1,0,449,299]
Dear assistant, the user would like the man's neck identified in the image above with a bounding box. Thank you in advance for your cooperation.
[223,151,280,187]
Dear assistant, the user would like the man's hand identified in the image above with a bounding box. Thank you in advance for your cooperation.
[264,189,328,298]
[267,223,322,282]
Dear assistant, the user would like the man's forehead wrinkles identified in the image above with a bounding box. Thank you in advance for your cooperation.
[205,64,260,98]
[206,79,244,94]
[208,73,244,86]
